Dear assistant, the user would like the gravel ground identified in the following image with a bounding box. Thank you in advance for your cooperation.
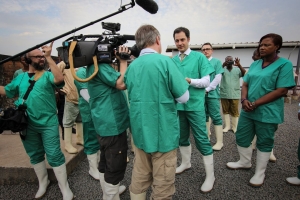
[1,100,300,200]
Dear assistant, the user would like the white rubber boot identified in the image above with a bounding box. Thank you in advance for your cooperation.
[222,114,230,132]
[252,135,257,150]
[53,163,74,200]
[231,117,239,133]
[286,177,300,185]
[269,149,277,162]
[227,145,252,169]
[130,191,147,200]
[249,149,271,187]
[201,154,215,193]
[212,125,223,150]
[104,181,120,200]
[206,117,211,140]
[33,161,50,199]
[76,123,84,146]
[99,173,126,199]
[64,127,78,154]
[87,153,100,180]
[176,145,192,174]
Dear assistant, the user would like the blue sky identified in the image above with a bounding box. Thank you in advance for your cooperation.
[0,0,299,56]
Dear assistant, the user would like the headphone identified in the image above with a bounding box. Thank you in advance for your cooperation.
[24,53,32,65]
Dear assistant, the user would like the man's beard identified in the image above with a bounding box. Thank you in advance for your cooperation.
[32,62,45,71]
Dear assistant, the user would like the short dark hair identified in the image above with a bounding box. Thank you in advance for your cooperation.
[259,33,282,53]
[173,27,190,39]
[202,42,213,49]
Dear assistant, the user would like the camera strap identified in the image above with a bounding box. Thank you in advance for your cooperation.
[21,80,36,105]
[69,41,99,83]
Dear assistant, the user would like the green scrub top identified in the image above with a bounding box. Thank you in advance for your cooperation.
[5,72,63,127]
[172,51,214,111]
[207,58,224,98]
[125,53,189,153]
[13,69,25,79]
[74,67,91,123]
[220,67,242,99]
[86,63,129,137]
[242,57,295,124]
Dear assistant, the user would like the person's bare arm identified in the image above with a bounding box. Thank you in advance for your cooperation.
[234,57,246,77]
[115,46,130,90]
[0,86,6,96]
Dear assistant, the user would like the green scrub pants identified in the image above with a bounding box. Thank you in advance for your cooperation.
[178,111,213,156]
[205,96,222,125]
[22,124,65,167]
[236,114,277,152]
[83,120,100,155]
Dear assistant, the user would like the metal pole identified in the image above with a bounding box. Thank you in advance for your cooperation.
[0,1,135,65]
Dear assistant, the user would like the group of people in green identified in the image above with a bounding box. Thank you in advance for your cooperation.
[0,23,299,200]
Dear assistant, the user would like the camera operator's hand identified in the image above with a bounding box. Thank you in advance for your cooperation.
[115,45,131,62]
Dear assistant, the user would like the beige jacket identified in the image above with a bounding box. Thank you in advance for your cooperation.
[57,61,79,104]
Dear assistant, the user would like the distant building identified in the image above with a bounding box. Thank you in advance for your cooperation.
[166,41,300,69]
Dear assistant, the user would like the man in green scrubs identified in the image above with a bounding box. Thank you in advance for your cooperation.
[13,55,29,79]
[220,56,246,133]
[74,67,100,180]
[172,27,215,193]
[86,46,130,200]
[0,43,73,200]
[125,24,189,199]
[201,42,224,150]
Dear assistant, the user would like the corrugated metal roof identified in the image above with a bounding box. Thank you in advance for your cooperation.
[166,41,300,52]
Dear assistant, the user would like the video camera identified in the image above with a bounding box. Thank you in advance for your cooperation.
[59,22,140,69]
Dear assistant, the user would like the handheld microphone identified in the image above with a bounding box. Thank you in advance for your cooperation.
[135,0,158,14]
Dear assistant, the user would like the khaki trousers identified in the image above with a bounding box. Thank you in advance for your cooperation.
[130,148,177,200]
[221,98,240,117]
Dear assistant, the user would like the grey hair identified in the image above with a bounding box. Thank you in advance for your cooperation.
[135,24,160,50]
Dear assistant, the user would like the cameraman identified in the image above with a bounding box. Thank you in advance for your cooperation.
[86,45,130,199]
[0,42,74,200]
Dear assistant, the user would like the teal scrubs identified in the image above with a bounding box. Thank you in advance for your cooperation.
[74,67,100,155]
[125,53,189,153]
[172,50,214,156]
[236,57,296,152]
[5,72,65,167]
[86,63,129,137]
[205,57,224,125]
[220,67,242,99]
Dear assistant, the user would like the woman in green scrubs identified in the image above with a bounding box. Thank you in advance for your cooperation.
[226,33,296,187]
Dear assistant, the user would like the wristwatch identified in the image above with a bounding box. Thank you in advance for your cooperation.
[251,102,256,108]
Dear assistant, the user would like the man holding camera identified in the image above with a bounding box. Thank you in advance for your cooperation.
[86,46,130,199]
[125,24,189,199]
[0,42,74,200]
[220,56,246,133]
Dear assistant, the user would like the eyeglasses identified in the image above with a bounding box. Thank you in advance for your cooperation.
[30,55,45,59]
[202,48,212,51]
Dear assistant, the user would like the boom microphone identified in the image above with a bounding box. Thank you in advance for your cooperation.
[135,0,158,14]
